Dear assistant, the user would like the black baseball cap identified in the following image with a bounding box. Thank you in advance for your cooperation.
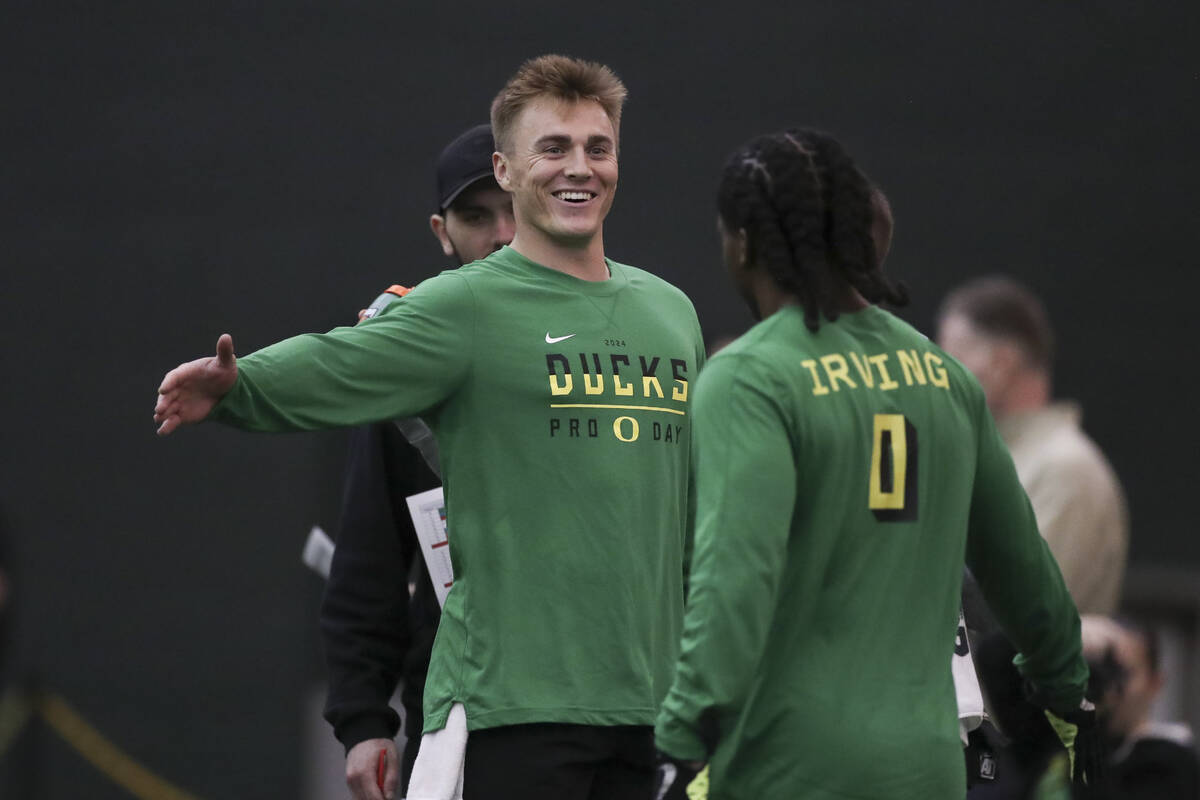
[435,124,499,212]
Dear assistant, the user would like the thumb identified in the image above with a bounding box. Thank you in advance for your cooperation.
[215,333,236,367]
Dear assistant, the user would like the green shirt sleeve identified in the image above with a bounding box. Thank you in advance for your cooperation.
[964,395,1088,712]
[210,271,475,431]
[681,333,708,590]
[655,353,794,760]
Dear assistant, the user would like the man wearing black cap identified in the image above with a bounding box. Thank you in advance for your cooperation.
[427,124,517,270]
[321,123,514,800]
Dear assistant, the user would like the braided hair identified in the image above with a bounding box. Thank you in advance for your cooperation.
[716,129,909,331]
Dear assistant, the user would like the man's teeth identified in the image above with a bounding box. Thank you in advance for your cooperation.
[554,191,593,201]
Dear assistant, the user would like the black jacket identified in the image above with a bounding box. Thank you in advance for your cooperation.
[321,422,441,759]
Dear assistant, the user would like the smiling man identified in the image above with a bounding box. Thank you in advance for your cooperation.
[154,55,704,799]
[490,86,617,280]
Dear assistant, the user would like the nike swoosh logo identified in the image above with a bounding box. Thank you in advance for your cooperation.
[545,332,576,344]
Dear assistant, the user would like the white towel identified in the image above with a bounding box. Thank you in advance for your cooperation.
[405,702,467,800]
[952,610,986,745]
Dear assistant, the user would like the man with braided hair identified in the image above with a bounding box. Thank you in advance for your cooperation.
[654,129,1093,799]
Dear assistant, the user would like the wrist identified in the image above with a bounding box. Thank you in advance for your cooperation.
[336,711,401,755]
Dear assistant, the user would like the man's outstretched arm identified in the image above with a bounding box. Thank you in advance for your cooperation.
[151,271,475,437]
[154,334,238,435]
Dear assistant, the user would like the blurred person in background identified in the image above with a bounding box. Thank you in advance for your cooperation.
[322,124,514,800]
[937,277,1128,615]
[1082,615,1199,799]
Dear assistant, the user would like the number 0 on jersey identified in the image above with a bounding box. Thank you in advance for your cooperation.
[869,413,919,522]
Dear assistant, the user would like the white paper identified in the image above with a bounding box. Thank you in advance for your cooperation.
[406,487,454,608]
[302,525,335,579]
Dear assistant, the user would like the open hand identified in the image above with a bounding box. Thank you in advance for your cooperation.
[154,334,238,435]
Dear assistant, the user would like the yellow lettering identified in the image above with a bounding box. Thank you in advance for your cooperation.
[639,357,663,399]
[547,354,573,396]
[925,352,950,389]
[613,416,640,442]
[868,354,900,391]
[611,355,634,396]
[897,349,927,386]
[869,414,908,510]
[669,359,689,403]
[848,352,875,387]
[801,359,831,396]
[549,374,573,396]
[820,354,857,392]
[583,373,604,395]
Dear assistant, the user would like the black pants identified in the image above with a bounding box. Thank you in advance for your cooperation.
[463,723,655,800]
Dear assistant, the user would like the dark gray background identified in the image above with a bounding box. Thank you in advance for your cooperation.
[2,2,1197,796]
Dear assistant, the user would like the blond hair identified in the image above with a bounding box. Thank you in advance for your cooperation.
[490,54,627,153]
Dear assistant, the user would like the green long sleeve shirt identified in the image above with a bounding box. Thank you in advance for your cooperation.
[654,305,1086,800]
[211,246,706,732]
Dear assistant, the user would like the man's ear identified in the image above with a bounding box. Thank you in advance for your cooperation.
[429,214,455,259]
[493,151,513,191]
